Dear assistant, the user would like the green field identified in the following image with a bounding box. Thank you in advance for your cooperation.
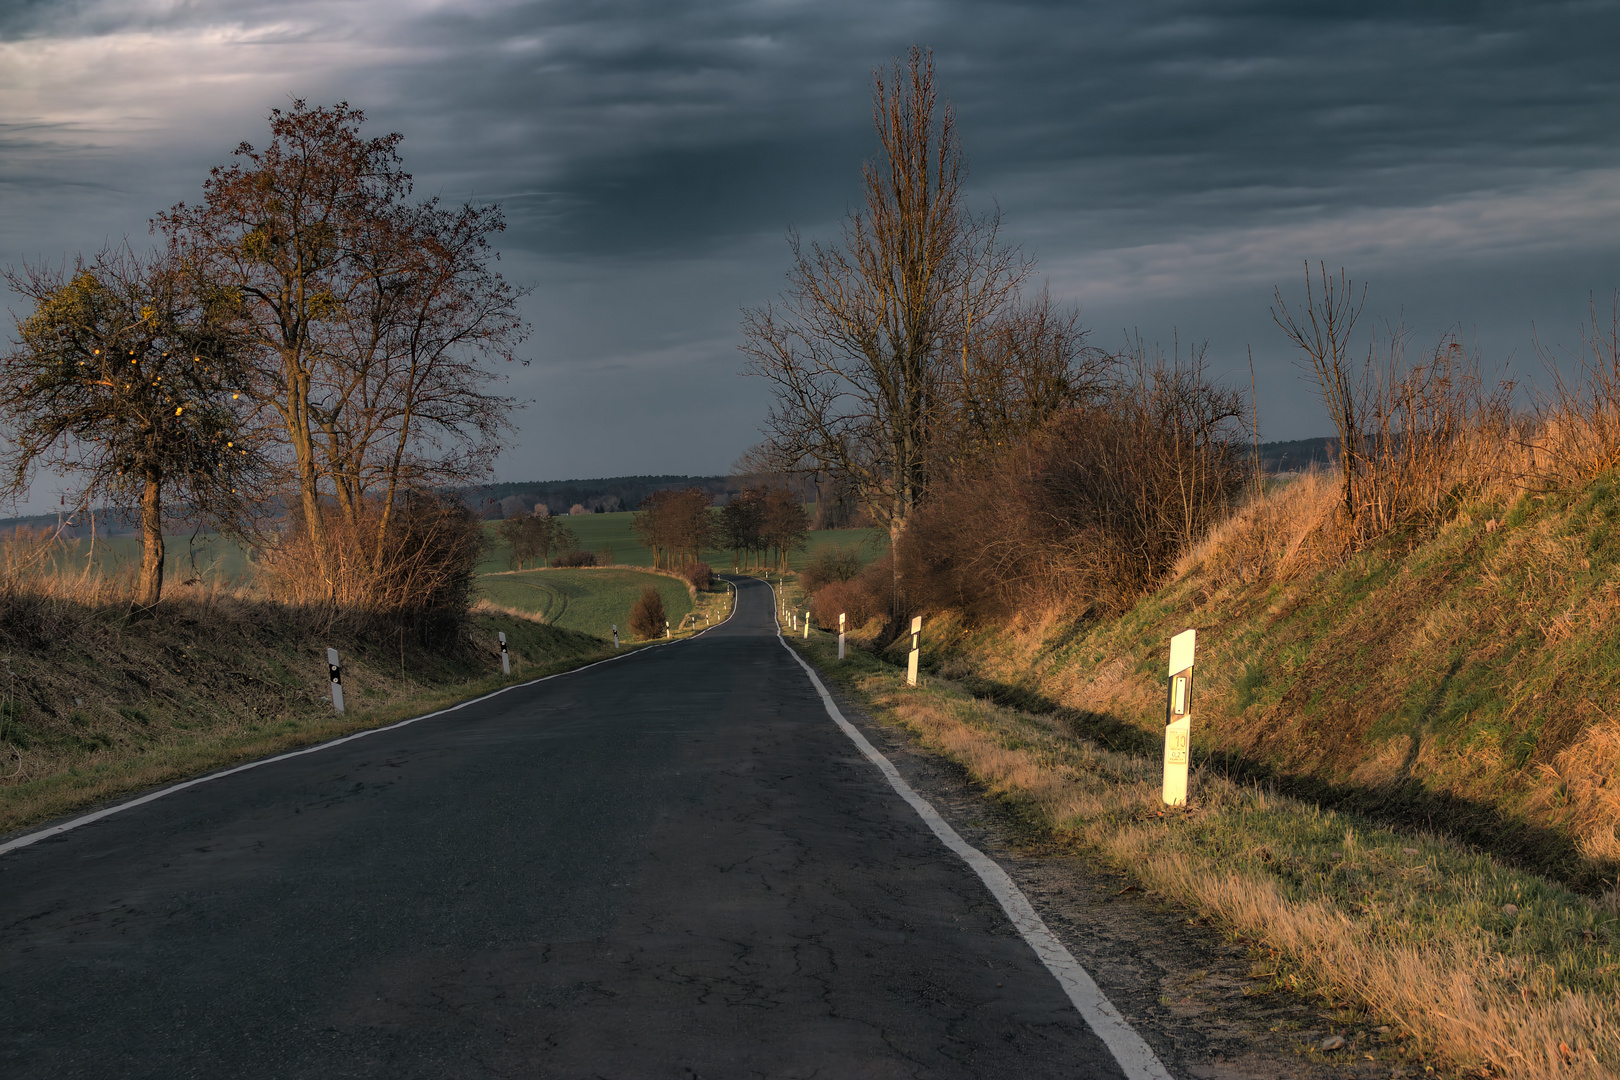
[478,511,884,575]
[28,532,258,585]
[476,568,696,640]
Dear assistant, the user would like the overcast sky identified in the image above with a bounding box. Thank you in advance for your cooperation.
[5,0,1620,507]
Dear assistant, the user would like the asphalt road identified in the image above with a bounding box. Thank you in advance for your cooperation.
[1,577,1139,1079]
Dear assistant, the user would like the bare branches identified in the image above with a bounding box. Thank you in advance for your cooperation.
[1273,263,1367,516]
[158,101,527,594]
[742,48,1029,541]
[1277,265,1518,547]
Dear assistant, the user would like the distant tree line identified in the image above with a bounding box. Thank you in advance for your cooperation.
[493,515,586,570]
[629,485,809,572]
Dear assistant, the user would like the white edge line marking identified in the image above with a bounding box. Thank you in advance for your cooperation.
[0,576,742,859]
[767,583,1173,1080]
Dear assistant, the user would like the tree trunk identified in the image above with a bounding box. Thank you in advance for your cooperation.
[136,476,165,609]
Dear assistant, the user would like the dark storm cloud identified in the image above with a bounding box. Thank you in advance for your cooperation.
[5,0,1620,498]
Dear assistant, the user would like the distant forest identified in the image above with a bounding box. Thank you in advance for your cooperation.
[2,443,1339,537]
[462,475,738,520]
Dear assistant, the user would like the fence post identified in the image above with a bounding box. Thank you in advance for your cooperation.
[906,616,921,687]
[327,648,345,714]
[498,631,510,675]
[1162,629,1197,807]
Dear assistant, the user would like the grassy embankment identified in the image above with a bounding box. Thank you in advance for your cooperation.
[0,559,739,838]
[777,473,1620,1080]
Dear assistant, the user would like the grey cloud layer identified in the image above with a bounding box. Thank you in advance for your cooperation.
[4,0,1620,496]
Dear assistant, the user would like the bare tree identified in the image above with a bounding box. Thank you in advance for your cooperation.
[0,244,264,607]
[157,101,526,591]
[932,287,1108,474]
[633,487,716,568]
[319,198,526,562]
[1273,264,1367,517]
[741,48,1027,600]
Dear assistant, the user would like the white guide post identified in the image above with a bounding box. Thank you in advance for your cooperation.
[612,623,619,649]
[665,619,671,639]
[906,616,922,687]
[838,612,846,660]
[1162,629,1196,806]
[498,631,510,675]
[803,613,809,639]
[326,648,345,715]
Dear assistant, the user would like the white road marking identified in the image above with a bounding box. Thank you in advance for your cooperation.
[771,595,1173,1080]
[0,585,739,859]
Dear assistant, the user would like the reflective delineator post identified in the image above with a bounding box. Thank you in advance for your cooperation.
[665,619,671,639]
[906,616,922,687]
[327,647,345,715]
[803,612,809,639]
[1162,628,1196,807]
[499,631,510,675]
[612,623,619,649]
[838,612,846,660]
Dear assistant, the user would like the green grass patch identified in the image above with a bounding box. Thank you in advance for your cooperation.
[477,567,696,639]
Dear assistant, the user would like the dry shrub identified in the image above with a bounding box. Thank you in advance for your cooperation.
[259,492,484,640]
[1534,299,1620,490]
[1345,331,1519,544]
[551,549,597,568]
[899,350,1251,622]
[798,545,862,594]
[628,585,666,640]
[675,561,712,591]
[810,578,878,631]
[1277,270,1523,549]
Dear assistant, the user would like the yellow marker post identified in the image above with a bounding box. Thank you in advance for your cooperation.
[1162,629,1196,806]
[906,616,922,687]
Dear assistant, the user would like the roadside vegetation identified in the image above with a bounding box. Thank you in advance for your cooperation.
[0,101,750,833]
[785,618,1619,1080]
[749,47,1620,1079]
[0,550,619,836]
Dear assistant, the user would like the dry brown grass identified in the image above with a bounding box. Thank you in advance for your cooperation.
[1530,718,1620,864]
[1173,469,1343,585]
[798,631,1620,1080]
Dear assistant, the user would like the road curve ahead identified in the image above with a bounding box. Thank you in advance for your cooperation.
[2,577,1140,1078]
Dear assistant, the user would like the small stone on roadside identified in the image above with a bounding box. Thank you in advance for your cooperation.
[1373,1025,1391,1034]
[1319,1034,1346,1051]
[1402,848,1419,855]
[1502,903,1519,916]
